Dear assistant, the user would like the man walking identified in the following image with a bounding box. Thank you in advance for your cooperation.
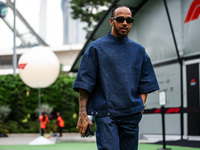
[73,6,159,150]
[57,112,64,137]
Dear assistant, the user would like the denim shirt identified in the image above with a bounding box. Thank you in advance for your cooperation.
[73,32,159,116]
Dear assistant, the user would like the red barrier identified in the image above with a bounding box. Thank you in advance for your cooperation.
[143,107,200,114]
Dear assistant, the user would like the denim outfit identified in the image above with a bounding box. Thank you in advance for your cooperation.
[73,32,159,150]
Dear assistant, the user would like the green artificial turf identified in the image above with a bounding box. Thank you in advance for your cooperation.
[0,143,96,150]
[0,143,200,150]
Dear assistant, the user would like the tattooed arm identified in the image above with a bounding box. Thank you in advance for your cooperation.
[77,89,92,136]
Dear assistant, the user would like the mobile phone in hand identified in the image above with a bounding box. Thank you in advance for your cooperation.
[85,126,94,137]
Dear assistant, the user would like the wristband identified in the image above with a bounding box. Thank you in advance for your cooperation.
[143,103,147,110]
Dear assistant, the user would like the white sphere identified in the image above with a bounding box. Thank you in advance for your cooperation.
[18,47,60,88]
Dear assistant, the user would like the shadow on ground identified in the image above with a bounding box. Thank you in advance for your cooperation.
[153,140,200,148]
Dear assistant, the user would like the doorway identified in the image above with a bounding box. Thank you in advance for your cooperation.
[186,62,200,135]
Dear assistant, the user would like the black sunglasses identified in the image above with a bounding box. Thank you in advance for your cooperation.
[112,16,134,23]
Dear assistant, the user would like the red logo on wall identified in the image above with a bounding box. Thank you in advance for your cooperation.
[184,0,200,23]
[190,78,196,86]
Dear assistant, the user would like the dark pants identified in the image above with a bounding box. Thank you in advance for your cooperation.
[41,128,44,136]
[58,126,63,136]
[95,112,142,150]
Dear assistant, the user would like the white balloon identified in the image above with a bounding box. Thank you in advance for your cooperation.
[18,47,60,88]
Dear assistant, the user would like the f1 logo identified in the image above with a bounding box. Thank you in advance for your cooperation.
[18,63,27,69]
[184,0,200,23]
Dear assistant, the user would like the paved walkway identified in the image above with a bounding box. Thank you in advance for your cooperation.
[0,133,96,145]
[1,133,199,148]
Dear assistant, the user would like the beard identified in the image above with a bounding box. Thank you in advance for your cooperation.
[113,22,130,39]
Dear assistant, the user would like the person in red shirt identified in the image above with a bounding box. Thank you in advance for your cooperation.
[57,112,64,137]
[39,112,48,136]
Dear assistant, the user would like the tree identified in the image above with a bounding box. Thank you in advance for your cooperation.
[70,0,114,31]
[35,104,53,117]
[0,105,11,136]
[0,105,11,123]
[0,74,79,133]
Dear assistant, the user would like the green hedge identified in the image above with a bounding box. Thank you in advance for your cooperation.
[0,74,79,133]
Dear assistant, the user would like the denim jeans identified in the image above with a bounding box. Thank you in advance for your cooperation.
[95,112,142,150]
